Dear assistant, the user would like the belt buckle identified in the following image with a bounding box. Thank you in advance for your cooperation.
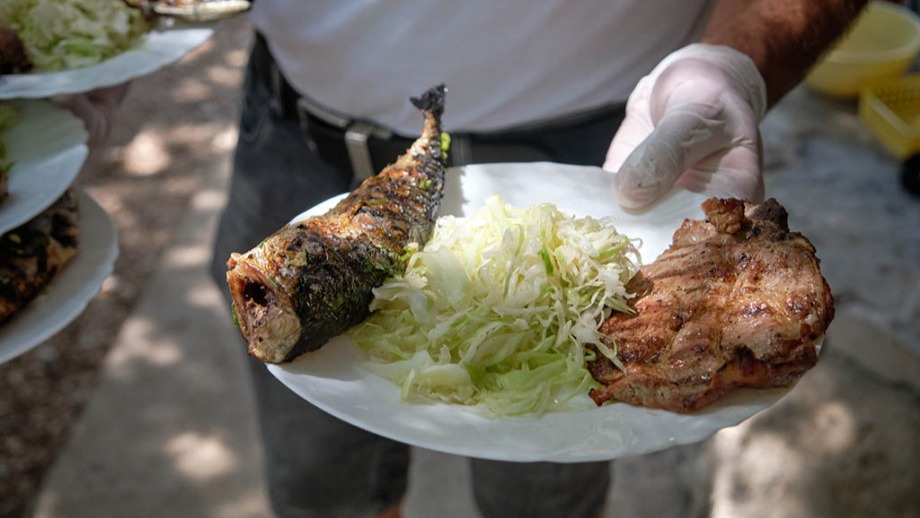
[295,98,394,183]
[345,122,377,182]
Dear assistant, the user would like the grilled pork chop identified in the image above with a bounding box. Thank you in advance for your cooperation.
[588,198,833,413]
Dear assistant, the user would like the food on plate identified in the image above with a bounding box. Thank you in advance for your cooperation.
[226,85,448,364]
[0,0,151,71]
[588,198,834,413]
[351,195,639,415]
[0,25,31,75]
[0,189,80,324]
[126,0,251,21]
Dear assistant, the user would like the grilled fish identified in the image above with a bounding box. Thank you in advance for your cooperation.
[588,198,833,413]
[226,85,448,364]
[0,189,79,323]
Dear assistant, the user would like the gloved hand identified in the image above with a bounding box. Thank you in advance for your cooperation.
[52,82,131,149]
[603,44,768,209]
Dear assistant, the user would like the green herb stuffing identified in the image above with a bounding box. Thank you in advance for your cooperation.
[439,132,451,160]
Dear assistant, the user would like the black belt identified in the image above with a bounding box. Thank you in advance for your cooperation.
[251,33,625,183]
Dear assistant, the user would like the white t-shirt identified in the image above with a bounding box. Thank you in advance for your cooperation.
[252,0,716,135]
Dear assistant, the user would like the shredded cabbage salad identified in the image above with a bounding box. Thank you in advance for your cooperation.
[350,195,640,416]
[0,0,151,71]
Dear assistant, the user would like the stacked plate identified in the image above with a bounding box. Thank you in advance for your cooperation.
[0,11,216,364]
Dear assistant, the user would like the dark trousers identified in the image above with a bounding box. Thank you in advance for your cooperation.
[210,35,625,518]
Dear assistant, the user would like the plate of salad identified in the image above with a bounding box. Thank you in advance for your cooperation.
[268,162,795,463]
[0,99,88,235]
[0,0,213,99]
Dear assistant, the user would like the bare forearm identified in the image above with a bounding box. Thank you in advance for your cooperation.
[701,0,868,107]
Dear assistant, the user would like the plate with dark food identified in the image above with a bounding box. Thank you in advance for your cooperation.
[223,86,833,462]
[0,190,118,365]
[0,99,88,235]
[0,0,212,99]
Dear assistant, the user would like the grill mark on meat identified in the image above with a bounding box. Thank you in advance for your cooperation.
[588,198,833,413]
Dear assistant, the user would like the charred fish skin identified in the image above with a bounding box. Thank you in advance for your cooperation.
[226,85,448,364]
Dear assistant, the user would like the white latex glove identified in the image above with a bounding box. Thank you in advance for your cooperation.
[52,82,131,149]
[603,44,767,209]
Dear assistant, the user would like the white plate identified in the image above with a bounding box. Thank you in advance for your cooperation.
[0,26,213,99]
[0,191,118,365]
[152,0,251,22]
[268,162,800,462]
[1,99,88,235]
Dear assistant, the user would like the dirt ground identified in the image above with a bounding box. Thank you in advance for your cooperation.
[0,18,251,518]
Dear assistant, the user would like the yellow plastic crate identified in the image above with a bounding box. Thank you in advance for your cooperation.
[806,1,920,99]
[859,75,920,159]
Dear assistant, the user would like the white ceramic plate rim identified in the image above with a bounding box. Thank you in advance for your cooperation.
[153,0,251,21]
[1,99,88,235]
[266,162,805,462]
[0,26,213,99]
[0,191,119,365]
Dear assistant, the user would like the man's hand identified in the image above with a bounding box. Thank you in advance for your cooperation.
[52,83,131,149]
[603,44,767,209]
[604,0,868,208]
